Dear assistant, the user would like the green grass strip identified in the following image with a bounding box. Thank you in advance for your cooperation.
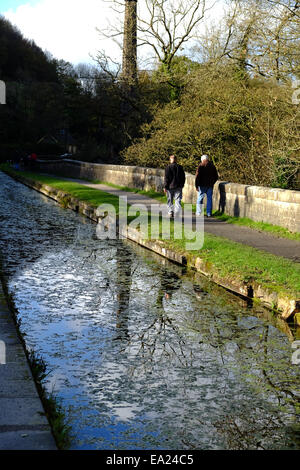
[163,232,300,298]
[1,165,122,213]
[90,179,167,203]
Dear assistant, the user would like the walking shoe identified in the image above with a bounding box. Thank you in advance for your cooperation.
[206,214,212,217]
[169,211,174,218]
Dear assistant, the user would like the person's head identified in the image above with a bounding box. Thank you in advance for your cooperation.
[169,155,176,164]
[201,154,209,166]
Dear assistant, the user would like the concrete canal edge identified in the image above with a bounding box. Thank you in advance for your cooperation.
[0,278,57,450]
[3,169,300,322]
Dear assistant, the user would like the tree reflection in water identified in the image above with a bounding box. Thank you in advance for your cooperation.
[111,247,300,449]
[180,282,300,450]
[115,244,132,341]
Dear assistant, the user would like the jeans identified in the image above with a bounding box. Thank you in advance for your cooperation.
[196,186,213,215]
[166,188,182,215]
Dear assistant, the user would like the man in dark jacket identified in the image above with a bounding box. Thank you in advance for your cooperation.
[195,155,218,217]
[164,155,186,217]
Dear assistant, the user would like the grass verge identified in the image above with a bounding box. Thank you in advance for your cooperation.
[162,228,300,298]
[90,179,167,203]
[1,165,300,300]
[1,164,122,212]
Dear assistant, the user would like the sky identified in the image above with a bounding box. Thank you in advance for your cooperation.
[1,0,226,67]
[2,0,115,65]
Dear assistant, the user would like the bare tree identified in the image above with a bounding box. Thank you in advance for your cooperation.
[98,0,211,73]
[137,0,209,70]
[265,0,300,18]
[122,0,138,84]
[194,0,300,80]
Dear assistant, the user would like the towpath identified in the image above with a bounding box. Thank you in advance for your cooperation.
[57,178,300,262]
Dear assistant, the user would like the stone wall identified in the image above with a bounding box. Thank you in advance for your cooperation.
[36,159,300,233]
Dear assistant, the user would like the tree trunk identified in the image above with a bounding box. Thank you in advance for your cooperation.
[122,0,137,85]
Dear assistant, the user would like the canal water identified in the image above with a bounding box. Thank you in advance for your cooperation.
[0,171,299,450]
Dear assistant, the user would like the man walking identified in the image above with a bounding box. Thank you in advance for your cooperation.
[164,155,186,217]
[195,155,218,217]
